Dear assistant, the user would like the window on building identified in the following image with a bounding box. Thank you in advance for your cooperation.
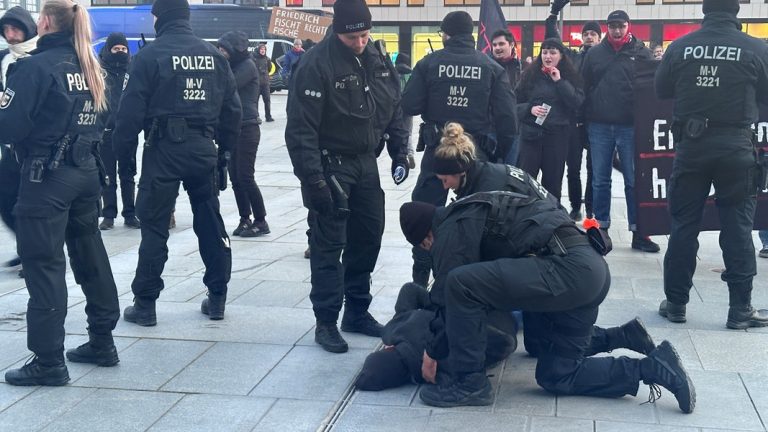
[367,0,400,5]
[444,0,481,5]
[408,0,424,5]
[636,0,654,4]
[499,0,524,5]
[531,0,549,5]
[286,0,303,6]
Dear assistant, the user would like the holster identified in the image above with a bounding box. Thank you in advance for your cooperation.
[166,117,188,143]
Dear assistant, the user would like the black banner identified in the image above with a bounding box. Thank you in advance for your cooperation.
[634,60,768,236]
[477,0,507,55]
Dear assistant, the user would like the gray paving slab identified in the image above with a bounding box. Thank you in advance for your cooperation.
[425,411,528,431]
[0,294,28,331]
[332,404,431,432]
[530,416,595,432]
[250,346,369,401]
[740,372,768,430]
[162,342,290,395]
[0,384,35,413]
[595,421,699,432]
[690,329,768,373]
[0,386,96,432]
[245,259,312,281]
[353,384,418,407]
[40,388,182,432]
[556,392,657,424]
[655,370,763,431]
[0,331,29,370]
[73,338,211,391]
[230,280,310,308]
[148,394,275,432]
[494,367,556,416]
[255,399,335,432]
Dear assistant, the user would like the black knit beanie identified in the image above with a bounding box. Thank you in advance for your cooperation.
[152,0,190,31]
[702,0,740,15]
[441,11,474,37]
[581,21,602,36]
[400,202,436,246]
[333,0,372,34]
[106,32,129,52]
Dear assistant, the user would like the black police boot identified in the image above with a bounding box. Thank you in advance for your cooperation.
[4,256,21,267]
[5,353,70,386]
[658,299,686,323]
[569,207,582,222]
[607,317,656,355]
[419,372,493,408]
[640,340,695,414]
[99,217,114,231]
[201,293,226,320]
[66,332,119,367]
[726,307,768,330]
[632,233,661,253]
[124,297,157,326]
[304,246,311,259]
[315,322,348,353]
[340,311,383,337]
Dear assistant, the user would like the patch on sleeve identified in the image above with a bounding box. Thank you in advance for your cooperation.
[300,87,323,101]
[0,88,15,109]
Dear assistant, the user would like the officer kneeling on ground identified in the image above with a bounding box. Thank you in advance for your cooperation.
[398,189,695,413]
[655,0,768,328]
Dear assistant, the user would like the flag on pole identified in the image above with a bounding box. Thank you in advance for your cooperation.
[477,0,507,54]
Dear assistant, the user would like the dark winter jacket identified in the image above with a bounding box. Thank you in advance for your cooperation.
[496,56,522,91]
[582,35,652,125]
[99,45,130,131]
[252,49,271,87]
[219,31,260,123]
[0,6,37,41]
[516,70,584,133]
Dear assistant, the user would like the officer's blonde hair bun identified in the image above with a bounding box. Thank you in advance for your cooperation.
[436,122,476,162]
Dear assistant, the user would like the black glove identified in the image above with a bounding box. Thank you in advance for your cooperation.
[217,151,230,191]
[550,0,570,15]
[392,158,409,185]
[305,176,335,215]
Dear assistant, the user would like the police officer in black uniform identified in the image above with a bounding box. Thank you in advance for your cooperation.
[285,0,409,354]
[401,11,517,287]
[655,0,768,328]
[98,32,140,231]
[1,0,121,386]
[399,189,695,413]
[114,0,242,326]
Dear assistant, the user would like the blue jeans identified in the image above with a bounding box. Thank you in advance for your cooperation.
[760,230,768,249]
[587,123,637,231]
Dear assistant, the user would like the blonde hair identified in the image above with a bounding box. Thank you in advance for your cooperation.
[435,122,476,163]
[42,0,107,112]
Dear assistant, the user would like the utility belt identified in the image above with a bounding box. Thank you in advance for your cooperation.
[21,136,109,186]
[671,115,752,140]
[542,225,591,257]
[144,117,215,148]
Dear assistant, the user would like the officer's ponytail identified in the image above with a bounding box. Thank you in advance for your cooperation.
[436,122,476,162]
[41,0,107,112]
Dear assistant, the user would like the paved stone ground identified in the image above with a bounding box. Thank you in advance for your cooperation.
[1,94,767,432]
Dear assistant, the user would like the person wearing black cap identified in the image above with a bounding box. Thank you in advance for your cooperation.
[397,192,695,413]
[655,0,768,328]
[401,10,517,288]
[98,32,140,232]
[114,0,243,326]
[544,0,600,221]
[581,10,659,253]
[285,0,409,354]
[0,6,38,273]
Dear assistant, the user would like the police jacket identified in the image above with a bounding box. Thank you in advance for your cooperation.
[430,184,572,308]
[516,70,583,131]
[219,32,260,125]
[0,31,101,157]
[455,161,532,199]
[401,34,518,159]
[112,19,242,161]
[99,47,130,132]
[252,51,271,86]
[285,32,407,182]
[582,35,652,125]
[655,12,768,126]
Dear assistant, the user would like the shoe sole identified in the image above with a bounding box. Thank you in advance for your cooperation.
[66,352,120,367]
[6,373,70,386]
[419,385,493,408]
[656,341,696,414]
[123,316,157,327]
[315,337,348,353]
[340,324,381,338]
[632,245,660,253]
[658,304,686,323]
[726,319,768,330]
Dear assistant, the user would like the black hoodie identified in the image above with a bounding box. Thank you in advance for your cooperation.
[218,31,259,123]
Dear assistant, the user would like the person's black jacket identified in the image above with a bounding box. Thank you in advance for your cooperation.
[401,34,518,160]
[496,57,522,91]
[113,19,242,161]
[582,35,652,125]
[0,31,103,156]
[99,46,130,131]
[516,70,583,133]
[252,50,271,87]
[655,12,768,124]
[285,31,407,183]
[219,31,260,124]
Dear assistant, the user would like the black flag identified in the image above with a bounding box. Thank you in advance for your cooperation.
[477,0,507,54]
